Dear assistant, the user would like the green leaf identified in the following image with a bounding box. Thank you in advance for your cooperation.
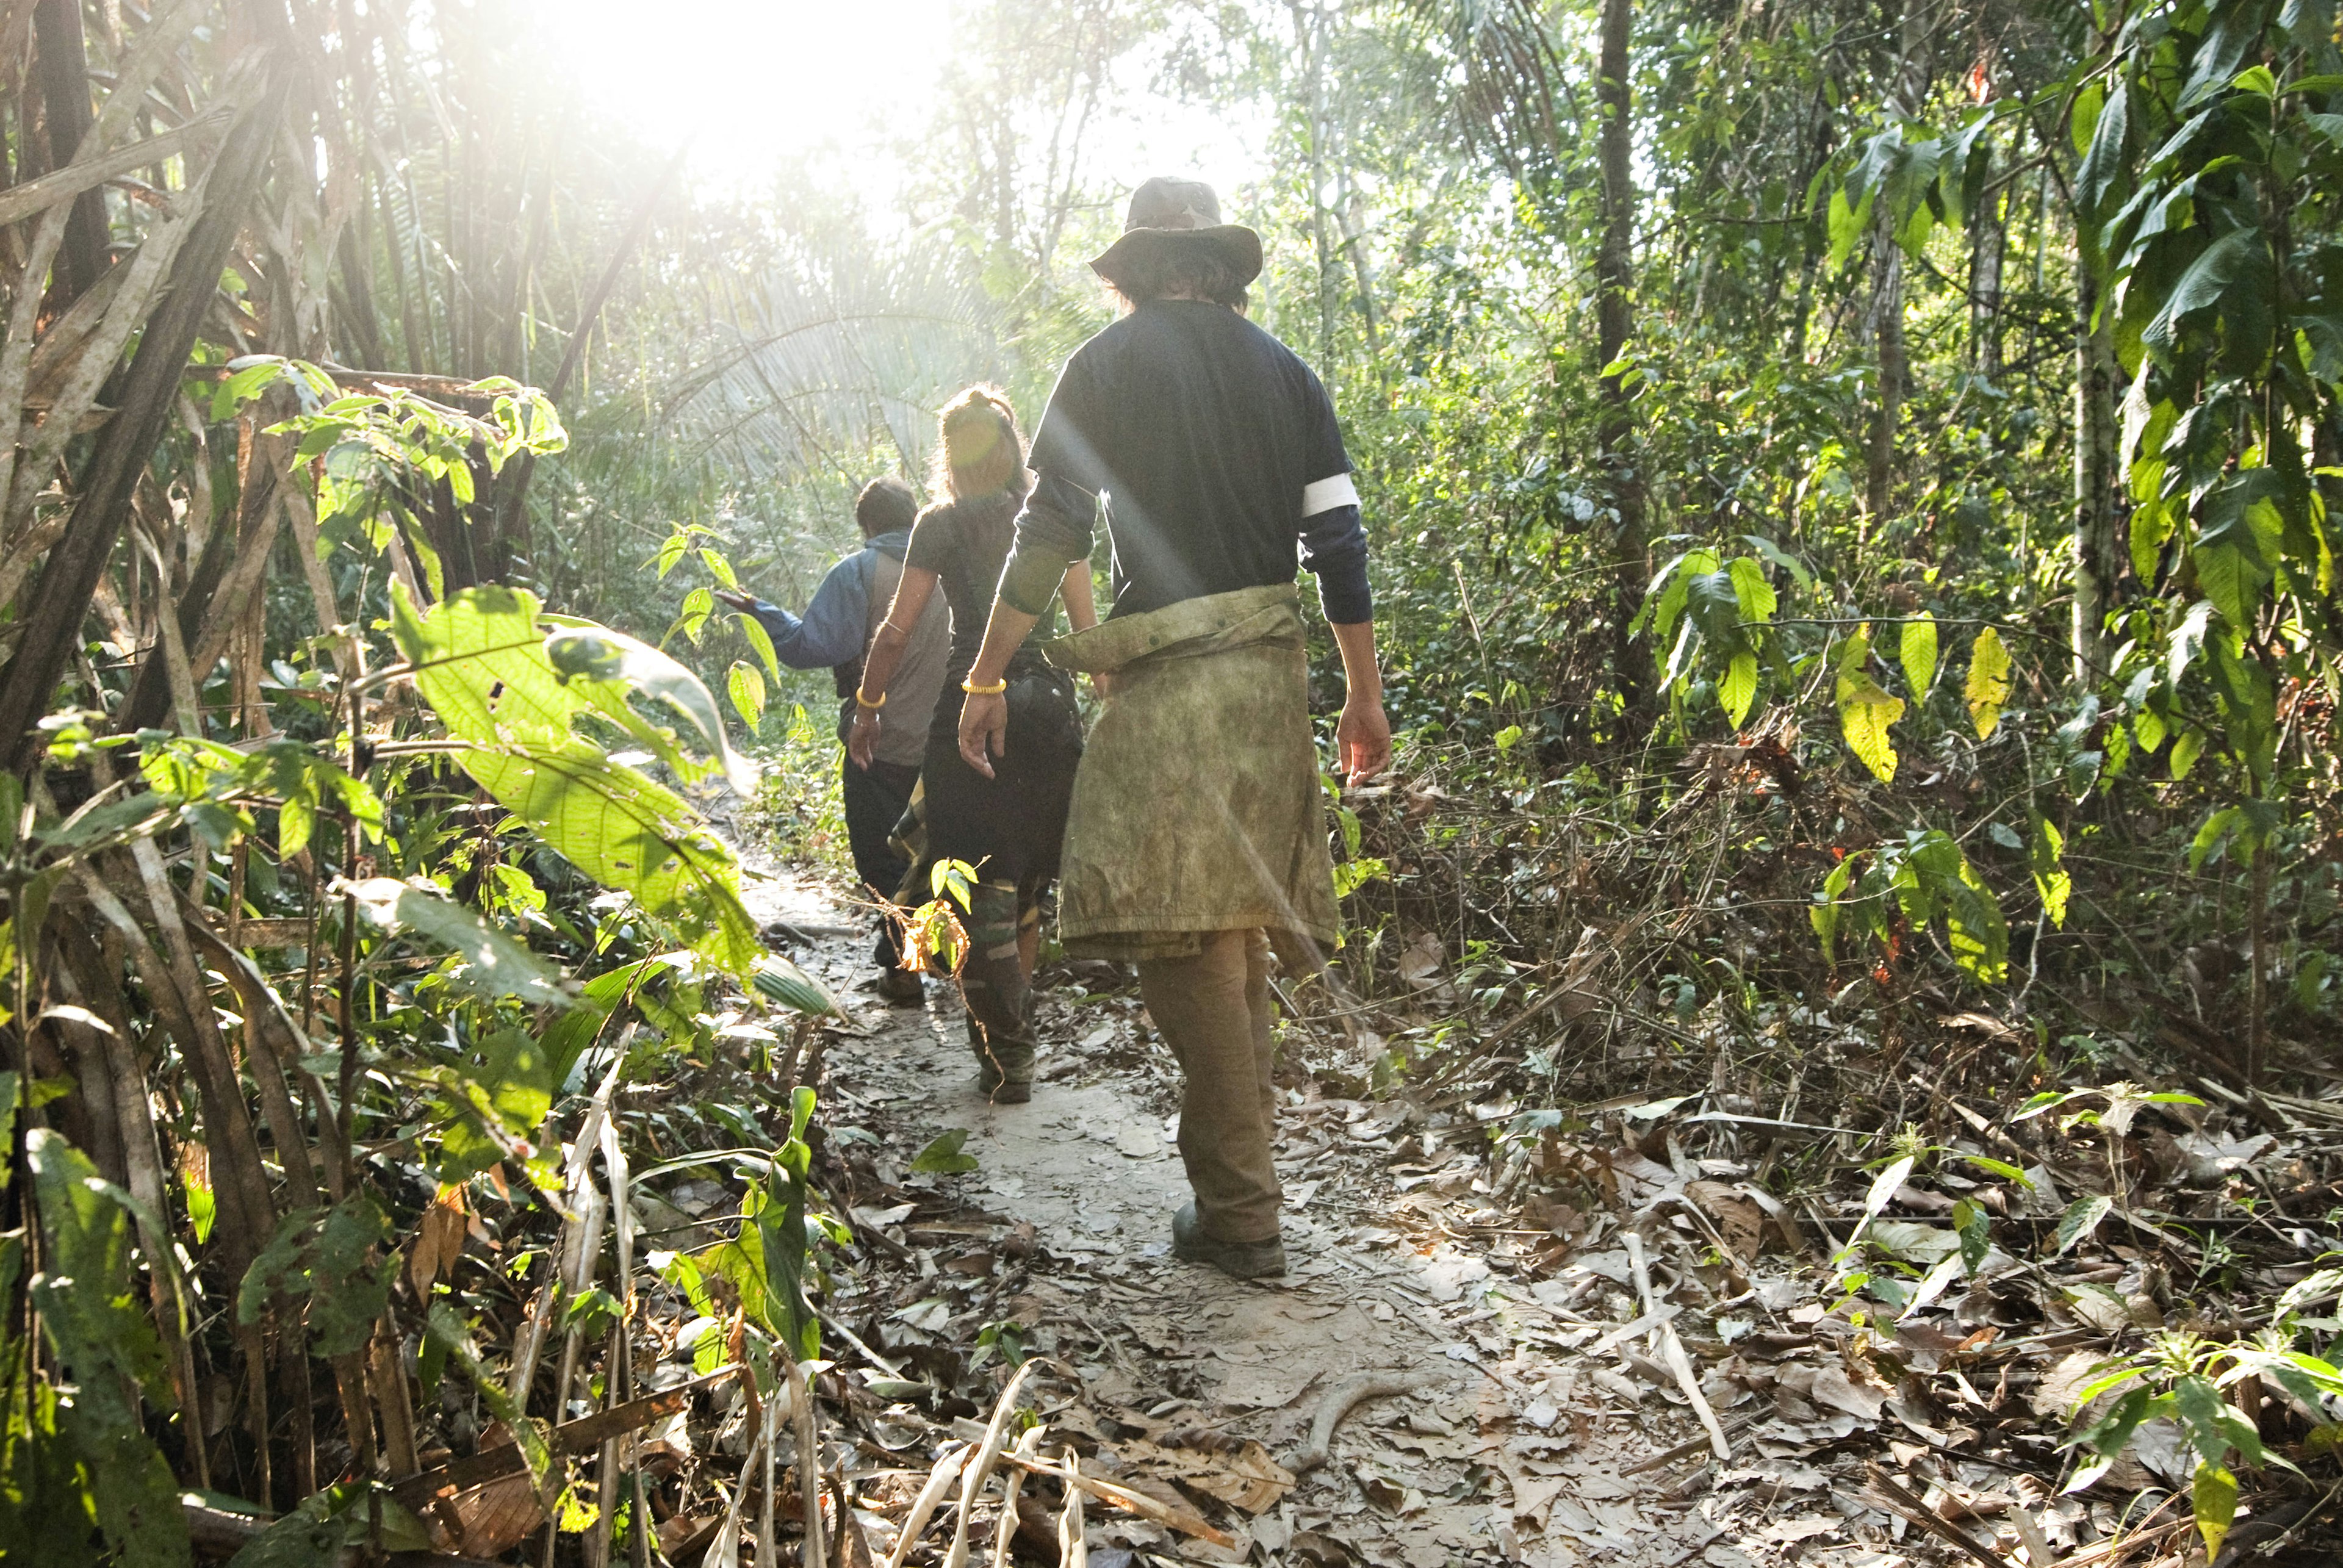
[2190,807,2242,871]
[752,955,843,1018]
[1899,614,1938,700]
[1725,556,1776,624]
[239,1198,397,1357]
[1836,664,1906,783]
[734,612,783,683]
[679,586,714,646]
[341,877,572,1009]
[2144,230,2272,358]
[2053,1195,2114,1257]
[225,1482,431,1568]
[2064,1384,2156,1494]
[456,740,760,978]
[2174,1373,2264,1471]
[1719,651,1759,729]
[727,661,766,730]
[1951,1199,1990,1273]
[544,620,757,793]
[1958,1154,2035,1189]
[2170,725,2206,779]
[910,1129,981,1176]
[1965,627,2012,738]
[25,1130,190,1565]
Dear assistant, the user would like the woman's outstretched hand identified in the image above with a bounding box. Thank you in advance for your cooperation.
[712,587,757,614]
[958,689,1008,779]
[848,708,881,770]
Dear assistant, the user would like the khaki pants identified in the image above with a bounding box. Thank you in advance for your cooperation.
[1139,929,1282,1243]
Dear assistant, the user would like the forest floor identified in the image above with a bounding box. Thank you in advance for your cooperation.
[732,861,2050,1568]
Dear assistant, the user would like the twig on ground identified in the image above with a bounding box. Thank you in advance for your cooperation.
[1290,1371,1439,1474]
[942,1359,1038,1568]
[1863,1462,2014,1568]
[884,1441,972,1568]
[787,1355,826,1568]
[1624,1232,1731,1459]
[990,1426,1043,1568]
[994,1451,1234,1547]
[1057,1447,1086,1568]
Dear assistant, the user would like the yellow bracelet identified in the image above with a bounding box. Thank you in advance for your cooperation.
[854,688,886,711]
[960,676,1008,696]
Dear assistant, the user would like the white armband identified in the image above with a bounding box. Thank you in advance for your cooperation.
[1300,472,1360,516]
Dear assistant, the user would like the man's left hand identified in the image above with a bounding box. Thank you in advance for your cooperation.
[958,689,1008,779]
[1337,692,1391,785]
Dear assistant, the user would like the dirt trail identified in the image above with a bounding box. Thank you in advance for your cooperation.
[741,865,1757,1568]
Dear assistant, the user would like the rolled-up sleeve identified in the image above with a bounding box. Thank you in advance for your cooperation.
[1301,494,1372,624]
[1001,354,1106,614]
[1298,381,1371,623]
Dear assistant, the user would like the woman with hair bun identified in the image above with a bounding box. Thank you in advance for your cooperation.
[846,386,1095,1101]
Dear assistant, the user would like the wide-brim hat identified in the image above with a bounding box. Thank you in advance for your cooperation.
[1089,176,1263,290]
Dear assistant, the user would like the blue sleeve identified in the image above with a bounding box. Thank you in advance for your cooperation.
[751,552,873,669]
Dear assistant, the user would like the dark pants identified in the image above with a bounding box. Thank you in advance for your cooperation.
[842,755,920,969]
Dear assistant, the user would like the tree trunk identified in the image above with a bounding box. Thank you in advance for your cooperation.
[1295,1,1334,358]
[31,0,109,306]
[1970,172,2006,383]
[2071,265,2118,683]
[1865,0,1932,522]
[1597,0,1652,722]
[1863,234,1905,520]
[0,84,280,769]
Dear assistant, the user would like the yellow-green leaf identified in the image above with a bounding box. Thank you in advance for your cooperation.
[2134,706,2165,753]
[2192,1462,2237,1561]
[1719,650,1759,729]
[1836,671,1906,782]
[727,661,766,730]
[2031,816,2071,929]
[1899,613,1938,700]
[2171,725,2205,779]
[1965,626,2012,738]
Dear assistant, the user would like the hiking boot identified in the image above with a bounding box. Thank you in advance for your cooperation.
[1172,1202,1286,1279]
[972,1038,1035,1103]
[874,966,924,1005]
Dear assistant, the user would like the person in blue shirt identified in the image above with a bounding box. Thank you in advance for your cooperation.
[715,477,950,1002]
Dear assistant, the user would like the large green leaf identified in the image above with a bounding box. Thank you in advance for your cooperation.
[341,877,572,1009]
[24,1131,189,1566]
[458,741,760,977]
[543,619,757,792]
[1835,635,1906,784]
[225,1483,432,1568]
[237,1197,396,1358]
[2143,229,2272,360]
[1899,614,1938,700]
[389,583,575,749]
[754,955,843,1017]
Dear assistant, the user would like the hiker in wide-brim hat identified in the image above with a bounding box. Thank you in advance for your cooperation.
[952,174,1393,1280]
[1086,176,1265,304]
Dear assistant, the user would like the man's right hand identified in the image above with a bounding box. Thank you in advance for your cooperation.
[848,708,880,770]
[712,587,757,613]
[1337,691,1392,785]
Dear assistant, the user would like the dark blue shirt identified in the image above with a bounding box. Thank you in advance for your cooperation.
[1012,300,1371,624]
